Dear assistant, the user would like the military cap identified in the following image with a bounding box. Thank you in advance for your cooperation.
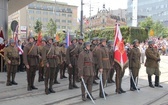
[28,34,35,40]
[78,36,84,40]
[46,36,53,41]
[42,38,47,42]
[132,39,139,44]
[84,41,91,47]
[9,39,15,44]
[100,38,107,42]
[71,37,77,42]
[107,40,114,45]
[148,40,155,45]
[95,37,100,41]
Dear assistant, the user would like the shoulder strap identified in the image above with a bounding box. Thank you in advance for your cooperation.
[47,47,52,56]
[70,44,77,54]
[28,44,34,55]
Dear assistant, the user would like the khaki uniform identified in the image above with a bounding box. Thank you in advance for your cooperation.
[78,50,94,99]
[114,62,128,93]
[23,42,39,90]
[129,47,141,89]
[107,46,115,83]
[42,44,57,93]
[97,45,111,95]
[38,45,44,82]
[4,45,20,86]
[66,44,79,89]
[60,46,67,79]
[54,46,61,84]
[145,47,161,87]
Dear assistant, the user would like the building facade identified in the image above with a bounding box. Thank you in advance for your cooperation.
[127,0,168,26]
[8,0,78,39]
[84,4,126,30]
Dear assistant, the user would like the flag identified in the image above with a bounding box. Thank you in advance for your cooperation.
[14,25,23,54]
[55,34,60,42]
[65,30,71,48]
[0,29,5,56]
[36,32,42,46]
[114,24,128,69]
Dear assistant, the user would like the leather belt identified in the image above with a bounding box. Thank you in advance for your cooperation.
[102,58,109,60]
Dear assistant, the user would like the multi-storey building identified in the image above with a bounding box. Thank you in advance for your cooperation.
[84,4,126,30]
[127,0,168,26]
[8,0,78,39]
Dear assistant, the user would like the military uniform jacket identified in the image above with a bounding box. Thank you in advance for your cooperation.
[4,45,20,65]
[129,47,141,69]
[108,46,114,68]
[42,44,56,68]
[90,44,99,65]
[97,45,111,70]
[66,44,79,66]
[78,50,94,77]
[61,46,66,62]
[23,42,38,66]
[78,43,84,53]
[55,46,61,65]
[145,47,160,68]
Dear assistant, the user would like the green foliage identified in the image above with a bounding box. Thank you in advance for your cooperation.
[85,26,148,43]
[47,18,57,37]
[139,17,166,36]
[34,20,42,34]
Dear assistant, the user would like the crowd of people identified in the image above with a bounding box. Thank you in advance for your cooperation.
[0,35,164,102]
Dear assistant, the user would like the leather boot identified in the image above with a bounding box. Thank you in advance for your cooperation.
[155,76,163,88]
[82,95,86,101]
[87,94,96,100]
[12,73,18,85]
[148,75,154,88]
[45,88,50,95]
[49,88,56,93]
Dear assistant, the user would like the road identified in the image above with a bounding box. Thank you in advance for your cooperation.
[0,56,168,105]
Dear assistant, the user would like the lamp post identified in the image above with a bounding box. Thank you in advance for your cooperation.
[80,0,84,37]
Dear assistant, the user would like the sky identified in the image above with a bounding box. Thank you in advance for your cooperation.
[56,0,128,18]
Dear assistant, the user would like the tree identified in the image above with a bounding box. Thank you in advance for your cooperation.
[34,20,42,34]
[139,17,166,36]
[47,18,57,37]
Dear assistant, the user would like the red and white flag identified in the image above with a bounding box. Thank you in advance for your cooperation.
[114,24,128,69]
[0,29,5,55]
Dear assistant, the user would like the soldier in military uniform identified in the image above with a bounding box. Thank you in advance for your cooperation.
[145,40,163,88]
[78,42,96,101]
[60,41,67,79]
[4,39,20,86]
[53,39,61,84]
[129,39,141,91]
[90,37,99,84]
[66,37,79,89]
[42,37,57,94]
[23,35,39,91]
[38,38,47,82]
[97,38,111,98]
[107,40,115,83]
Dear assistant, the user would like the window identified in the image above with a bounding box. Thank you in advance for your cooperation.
[62,20,66,23]
[43,18,48,22]
[67,20,72,23]
[36,11,41,14]
[50,12,54,15]
[29,10,34,14]
[62,26,66,29]
[43,11,48,15]
[56,13,60,16]
[62,13,66,17]
[30,17,34,21]
[68,14,72,17]
[56,19,60,23]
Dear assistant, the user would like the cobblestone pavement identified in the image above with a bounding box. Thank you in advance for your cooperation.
[0,56,168,105]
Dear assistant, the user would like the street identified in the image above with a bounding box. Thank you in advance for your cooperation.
[0,56,168,105]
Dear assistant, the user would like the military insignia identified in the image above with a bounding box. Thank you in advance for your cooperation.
[116,41,124,54]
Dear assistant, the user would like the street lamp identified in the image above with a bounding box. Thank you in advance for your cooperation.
[80,0,84,37]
